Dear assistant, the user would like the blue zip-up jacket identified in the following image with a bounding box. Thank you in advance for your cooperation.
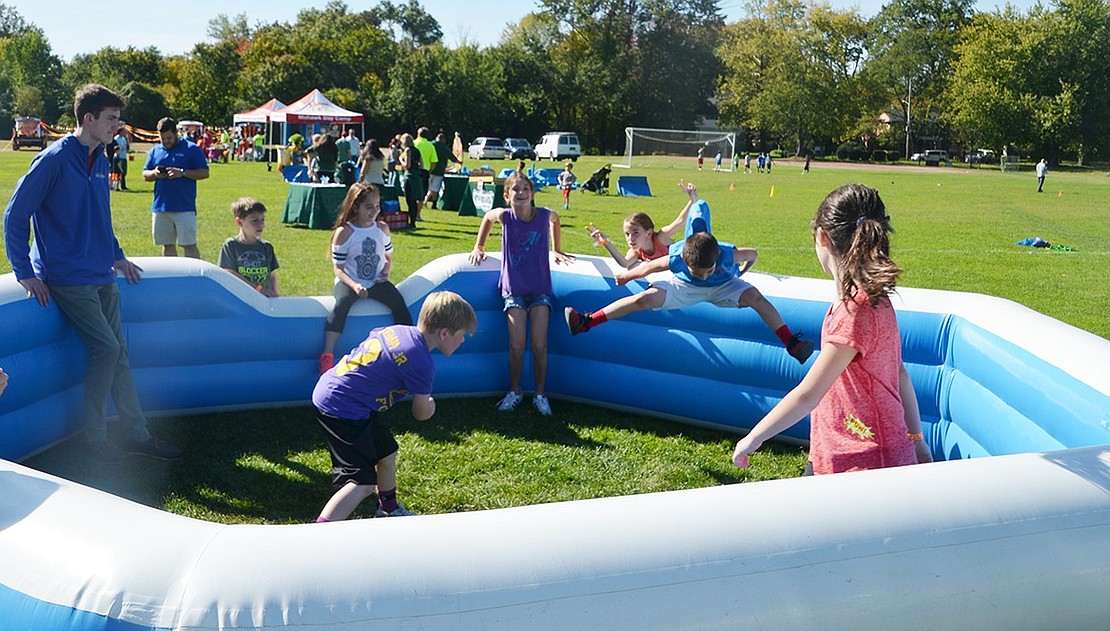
[4,134,125,286]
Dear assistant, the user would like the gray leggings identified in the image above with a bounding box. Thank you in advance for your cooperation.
[325,281,413,333]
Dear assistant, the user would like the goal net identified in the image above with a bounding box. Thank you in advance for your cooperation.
[617,127,737,171]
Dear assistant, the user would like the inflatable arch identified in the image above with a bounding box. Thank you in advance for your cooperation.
[1,255,1109,630]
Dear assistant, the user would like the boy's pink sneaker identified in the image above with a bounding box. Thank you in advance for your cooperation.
[319,353,335,373]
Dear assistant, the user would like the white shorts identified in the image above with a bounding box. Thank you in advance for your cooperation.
[650,276,753,310]
[152,211,198,246]
[428,174,444,196]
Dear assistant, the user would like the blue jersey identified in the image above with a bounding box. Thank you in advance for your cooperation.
[312,325,434,421]
[668,239,739,287]
[144,138,208,213]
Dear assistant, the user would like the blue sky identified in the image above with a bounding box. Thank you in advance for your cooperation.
[23,0,1039,61]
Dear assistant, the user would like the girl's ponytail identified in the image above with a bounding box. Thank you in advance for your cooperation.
[813,184,901,306]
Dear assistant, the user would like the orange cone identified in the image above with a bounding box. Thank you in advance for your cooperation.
[1058,190,1063,198]
[729,182,735,191]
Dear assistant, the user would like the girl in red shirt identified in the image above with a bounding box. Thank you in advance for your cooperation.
[732,184,932,474]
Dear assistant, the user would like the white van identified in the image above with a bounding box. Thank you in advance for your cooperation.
[535,132,581,161]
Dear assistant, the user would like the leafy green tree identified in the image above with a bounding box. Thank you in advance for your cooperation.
[119,81,169,129]
[866,0,974,153]
[945,0,1110,164]
[718,0,867,155]
[370,0,443,47]
[173,40,242,124]
[63,47,165,96]
[0,25,65,120]
[384,43,504,137]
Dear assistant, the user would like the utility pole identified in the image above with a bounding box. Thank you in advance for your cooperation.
[904,76,913,160]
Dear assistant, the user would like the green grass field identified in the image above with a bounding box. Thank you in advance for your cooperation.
[3,149,1108,523]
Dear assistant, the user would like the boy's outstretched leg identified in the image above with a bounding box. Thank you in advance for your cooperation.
[739,287,814,363]
[565,288,667,336]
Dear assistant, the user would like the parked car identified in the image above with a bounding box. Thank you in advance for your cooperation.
[910,151,925,161]
[505,137,536,160]
[467,137,509,160]
[965,149,997,164]
[923,149,949,166]
[12,116,46,150]
[535,132,581,161]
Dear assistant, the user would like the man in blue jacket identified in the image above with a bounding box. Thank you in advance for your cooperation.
[3,84,181,461]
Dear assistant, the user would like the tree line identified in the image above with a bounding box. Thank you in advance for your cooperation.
[1,0,1106,163]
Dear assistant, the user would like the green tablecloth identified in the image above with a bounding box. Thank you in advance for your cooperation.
[458,181,506,217]
[281,183,348,229]
[440,175,469,211]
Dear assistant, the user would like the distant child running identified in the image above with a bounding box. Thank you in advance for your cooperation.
[468,172,574,416]
[557,162,576,210]
[732,184,932,474]
[319,183,413,373]
[565,193,814,365]
[589,180,700,269]
[313,291,477,521]
[218,197,280,297]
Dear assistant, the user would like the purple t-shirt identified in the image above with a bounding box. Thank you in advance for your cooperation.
[498,206,552,298]
[312,325,434,420]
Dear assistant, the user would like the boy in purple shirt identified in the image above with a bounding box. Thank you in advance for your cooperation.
[313,291,477,521]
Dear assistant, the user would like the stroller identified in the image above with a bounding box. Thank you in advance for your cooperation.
[581,165,611,195]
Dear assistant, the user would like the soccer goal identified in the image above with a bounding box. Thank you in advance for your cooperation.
[1001,155,1020,173]
[616,127,737,171]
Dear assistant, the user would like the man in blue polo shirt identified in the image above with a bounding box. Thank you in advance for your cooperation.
[4,84,181,461]
[143,116,209,258]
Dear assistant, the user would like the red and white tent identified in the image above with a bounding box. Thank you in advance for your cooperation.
[269,89,363,124]
[232,98,286,125]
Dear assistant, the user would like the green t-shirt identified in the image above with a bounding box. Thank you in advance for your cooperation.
[414,136,436,172]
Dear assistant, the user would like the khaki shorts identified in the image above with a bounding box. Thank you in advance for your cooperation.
[152,211,198,246]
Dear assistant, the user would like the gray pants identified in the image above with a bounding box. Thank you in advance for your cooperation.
[49,282,150,443]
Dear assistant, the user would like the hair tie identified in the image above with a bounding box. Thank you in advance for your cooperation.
[856,215,866,227]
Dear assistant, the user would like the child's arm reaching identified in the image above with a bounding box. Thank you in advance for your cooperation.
[468,209,501,265]
[656,180,699,241]
[900,363,933,463]
[734,247,758,276]
[732,342,857,468]
[549,209,575,265]
[614,255,669,286]
[589,225,636,268]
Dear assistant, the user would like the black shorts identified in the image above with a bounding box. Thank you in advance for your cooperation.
[315,408,399,489]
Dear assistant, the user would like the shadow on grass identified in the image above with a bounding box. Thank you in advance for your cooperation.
[24,396,806,523]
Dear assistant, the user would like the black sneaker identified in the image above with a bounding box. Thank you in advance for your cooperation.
[787,334,815,364]
[123,436,183,460]
[564,307,591,336]
[88,439,128,462]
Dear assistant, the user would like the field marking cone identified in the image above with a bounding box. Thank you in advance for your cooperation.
[1058,190,1063,198]
[769,185,777,198]
[729,182,735,191]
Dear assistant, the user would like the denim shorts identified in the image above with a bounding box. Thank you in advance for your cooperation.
[503,293,553,312]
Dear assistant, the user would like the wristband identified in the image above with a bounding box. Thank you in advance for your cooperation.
[255,284,263,291]
[907,432,924,441]
[475,244,485,252]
